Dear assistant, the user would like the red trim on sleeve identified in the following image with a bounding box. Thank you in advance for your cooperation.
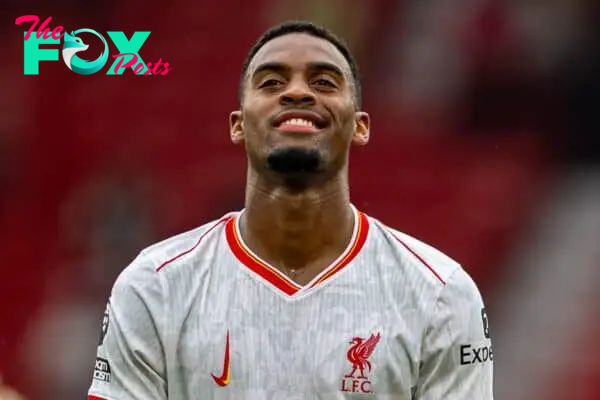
[388,230,446,284]
[156,216,230,272]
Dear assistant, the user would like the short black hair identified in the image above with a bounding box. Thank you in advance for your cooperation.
[239,21,362,109]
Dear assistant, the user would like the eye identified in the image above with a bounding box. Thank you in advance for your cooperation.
[313,78,336,87]
[259,79,283,88]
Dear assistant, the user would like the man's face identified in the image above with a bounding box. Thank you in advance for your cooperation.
[230,33,369,181]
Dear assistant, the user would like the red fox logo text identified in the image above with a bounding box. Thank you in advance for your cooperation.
[341,332,381,394]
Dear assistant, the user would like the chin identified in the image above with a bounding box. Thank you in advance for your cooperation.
[266,146,323,175]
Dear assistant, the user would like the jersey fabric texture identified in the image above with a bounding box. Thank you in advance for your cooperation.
[88,206,494,399]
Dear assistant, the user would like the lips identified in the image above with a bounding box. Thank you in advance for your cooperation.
[273,110,328,130]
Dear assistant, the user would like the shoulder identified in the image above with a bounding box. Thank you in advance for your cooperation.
[366,217,487,339]
[366,215,486,323]
[367,216,462,287]
[146,212,234,273]
[362,214,489,349]
[114,212,236,294]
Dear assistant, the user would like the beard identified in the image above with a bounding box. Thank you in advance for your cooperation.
[267,146,322,174]
[266,147,323,188]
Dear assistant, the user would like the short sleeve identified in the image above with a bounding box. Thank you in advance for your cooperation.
[415,269,494,399]
[87,253,167,400]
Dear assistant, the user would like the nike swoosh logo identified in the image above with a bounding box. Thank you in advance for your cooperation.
[211,330,230,386]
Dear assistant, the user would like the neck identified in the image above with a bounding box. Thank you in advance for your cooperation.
[240,168,355,276]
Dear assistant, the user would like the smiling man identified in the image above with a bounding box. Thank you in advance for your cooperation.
[88,21,494,399]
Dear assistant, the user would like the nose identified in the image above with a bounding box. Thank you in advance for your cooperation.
[279,78,315,106]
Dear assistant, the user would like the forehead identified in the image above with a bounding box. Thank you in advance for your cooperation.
[248,33,351,76]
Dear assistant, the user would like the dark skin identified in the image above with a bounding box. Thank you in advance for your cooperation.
[229,33,370,285]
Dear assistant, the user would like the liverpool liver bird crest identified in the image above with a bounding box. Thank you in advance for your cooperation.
[344,333,381,379]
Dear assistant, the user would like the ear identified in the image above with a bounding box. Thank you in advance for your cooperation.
[352,111,370,146]
[229,110,244,144]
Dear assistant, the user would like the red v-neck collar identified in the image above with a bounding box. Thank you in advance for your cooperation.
[225,206,370,296]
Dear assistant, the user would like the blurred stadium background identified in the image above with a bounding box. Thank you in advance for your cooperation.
[1,0,599,399]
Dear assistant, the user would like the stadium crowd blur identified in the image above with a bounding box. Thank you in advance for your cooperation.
[1,0,599,399]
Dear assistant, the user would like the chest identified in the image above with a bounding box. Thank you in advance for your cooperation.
[171,279,422,398]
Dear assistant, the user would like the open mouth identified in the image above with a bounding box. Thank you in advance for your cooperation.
[273,110,328,133]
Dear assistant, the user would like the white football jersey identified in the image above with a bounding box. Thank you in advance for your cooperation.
[88,206,494,399]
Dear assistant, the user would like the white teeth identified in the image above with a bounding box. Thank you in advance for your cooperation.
[282,118,315,128]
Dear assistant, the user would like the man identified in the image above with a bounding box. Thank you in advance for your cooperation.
[88,21,494,399]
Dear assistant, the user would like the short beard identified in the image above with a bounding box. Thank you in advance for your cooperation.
[266,147,322,188]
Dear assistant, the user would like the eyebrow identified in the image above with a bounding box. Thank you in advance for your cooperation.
[308,61,345,78]
[250,61,346,80]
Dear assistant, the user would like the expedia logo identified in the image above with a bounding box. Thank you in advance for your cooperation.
[460,343,493,366]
